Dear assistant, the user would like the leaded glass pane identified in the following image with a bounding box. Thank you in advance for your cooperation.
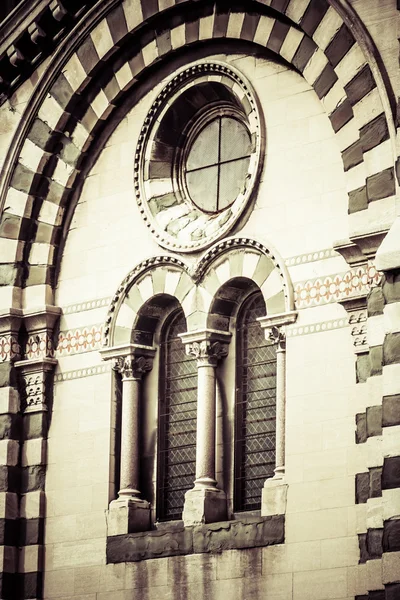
[158,310,197,520]
[235,292,277,512]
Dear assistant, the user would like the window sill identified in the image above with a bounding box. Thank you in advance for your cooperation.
[106,514,284,563]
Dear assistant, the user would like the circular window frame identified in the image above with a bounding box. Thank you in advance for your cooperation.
[134,61,265,253]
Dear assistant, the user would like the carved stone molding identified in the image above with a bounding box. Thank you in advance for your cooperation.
[180,329,232,368]
[334,230,388,267]
[258,311,298,351]
[134,62,264,254]
[339,296,368,354]
[0,309,23,362]
[186,340,229,367]
[113,356,153,381]
[15,358,57,413]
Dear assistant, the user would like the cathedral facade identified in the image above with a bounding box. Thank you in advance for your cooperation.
[0,1,399,599]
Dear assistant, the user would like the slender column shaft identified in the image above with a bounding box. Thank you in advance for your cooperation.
[274,344,286,478]
[119,376,141,497]
[195,362,217,486]
[113,355,152,501]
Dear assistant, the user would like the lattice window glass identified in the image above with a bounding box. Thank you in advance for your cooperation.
[235,292,277,511]
[157,309,197,520]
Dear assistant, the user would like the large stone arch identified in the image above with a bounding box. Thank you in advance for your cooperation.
[0,0,397,309]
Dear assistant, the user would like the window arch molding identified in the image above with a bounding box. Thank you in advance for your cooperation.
[101,238,297,531]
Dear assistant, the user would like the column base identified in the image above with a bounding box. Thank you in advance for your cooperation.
[107,497,150,535]
[182,486,227,526]
[261,477,288,517]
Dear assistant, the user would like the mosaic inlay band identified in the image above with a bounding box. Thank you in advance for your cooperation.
[54,363,111,383]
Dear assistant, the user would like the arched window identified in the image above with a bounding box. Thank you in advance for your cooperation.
[157,309,197,520]
[235,291,277,512]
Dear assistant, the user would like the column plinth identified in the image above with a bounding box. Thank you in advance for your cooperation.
[179,331,231,526]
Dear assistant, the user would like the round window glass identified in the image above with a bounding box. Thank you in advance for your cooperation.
[185,117,252,213]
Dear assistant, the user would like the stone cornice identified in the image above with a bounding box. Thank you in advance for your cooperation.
[0,0,98,105]
[334,229,389,266]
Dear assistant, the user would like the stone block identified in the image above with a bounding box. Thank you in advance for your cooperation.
[366,528,383,558]
[261,479,288,516]
[383,395,400,427]
[382,457,400,490]
[383,520,400,553]
[356,413,368,443]
[107,524,193,563]
[367,406,383,438]
[106,498,150,536]
[182,487,227,527]
[293,566,347,600]
[382,551,400,584]
[193,515,284,554]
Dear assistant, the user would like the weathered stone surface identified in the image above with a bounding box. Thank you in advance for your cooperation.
[370,467,383,499]
[383,519,400,552]
[368,287,385,317]
[107,516,284,564]
[349,186,368,214]
[386,583,400,599]
[383,333,400,366]
[326,24,355,67]
[366,528,383,558]
[383,271,400,304]
[382,457,400,490]
[382,395,400,427]
[345,64,376,106]
[367,406,383,438]
[358,533,368,563]
[193,516,284,554]
[370,345,383,376]
[367,167,395,202]
[356,472,370,504]
[356,413,367,444]
[107,524,193,563]
[356,353,371,383]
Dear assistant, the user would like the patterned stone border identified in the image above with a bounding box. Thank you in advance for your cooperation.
[54,363,111,383]
[285,248,338,266]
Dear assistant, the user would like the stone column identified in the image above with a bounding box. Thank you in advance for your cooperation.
[258,312,297,516]
[180,330,231,526]
[269,327,286,479]
[108,353,153,534]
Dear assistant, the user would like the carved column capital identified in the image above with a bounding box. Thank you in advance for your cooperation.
[267,326,286,351]
[179,329,232,368]
[113,355,153,380]
[186,340,229,367]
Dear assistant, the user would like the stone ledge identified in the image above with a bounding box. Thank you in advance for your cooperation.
[106,515,284,563]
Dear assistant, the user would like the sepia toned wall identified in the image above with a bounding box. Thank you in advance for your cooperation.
[0,1,399,599]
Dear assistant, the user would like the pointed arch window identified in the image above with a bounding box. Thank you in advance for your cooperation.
[157,309,197,521]
[234,292,277,512]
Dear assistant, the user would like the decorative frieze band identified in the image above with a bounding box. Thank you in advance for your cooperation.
[294,263,381,308]
[54,363,111,383]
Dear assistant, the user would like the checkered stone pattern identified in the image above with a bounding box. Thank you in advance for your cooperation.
[353,271,400,596]
[0,0,395,309]
[0,385,20,598]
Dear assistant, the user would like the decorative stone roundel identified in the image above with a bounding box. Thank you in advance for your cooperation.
[134,61,265,253]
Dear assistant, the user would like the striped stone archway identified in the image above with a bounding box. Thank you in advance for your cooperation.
[0,0,397,310]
